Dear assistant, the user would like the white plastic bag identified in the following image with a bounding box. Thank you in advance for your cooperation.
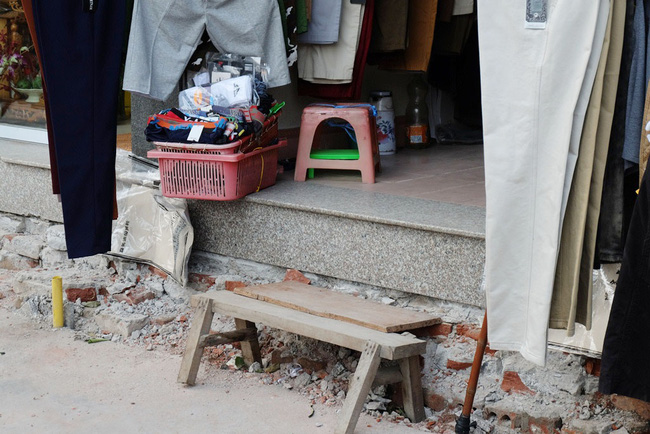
[209,75,253,107]
[110,185,193,285]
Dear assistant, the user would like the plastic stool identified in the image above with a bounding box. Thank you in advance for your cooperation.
[294,104,381,183]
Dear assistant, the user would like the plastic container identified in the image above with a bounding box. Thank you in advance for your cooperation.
[148,140,286,200]
[405,75,429,148]
[369,91,396,155]
[146,113,285,200]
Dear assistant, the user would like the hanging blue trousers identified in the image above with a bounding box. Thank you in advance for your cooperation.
[31,0,126,258]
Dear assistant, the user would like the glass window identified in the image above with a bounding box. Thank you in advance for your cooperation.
[0,1,45,130]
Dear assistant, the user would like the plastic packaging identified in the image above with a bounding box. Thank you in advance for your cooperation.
[110,184,194,285]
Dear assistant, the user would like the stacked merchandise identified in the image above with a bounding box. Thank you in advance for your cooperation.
[146,54,286,201]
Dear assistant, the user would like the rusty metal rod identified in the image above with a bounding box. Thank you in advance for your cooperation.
[455,311,488,434]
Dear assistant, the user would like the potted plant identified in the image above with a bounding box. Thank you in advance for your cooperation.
[0,21,42,103]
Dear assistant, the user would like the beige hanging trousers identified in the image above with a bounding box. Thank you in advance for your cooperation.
[478,0,609,365]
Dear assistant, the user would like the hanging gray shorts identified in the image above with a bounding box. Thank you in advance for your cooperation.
[123,0,290,101]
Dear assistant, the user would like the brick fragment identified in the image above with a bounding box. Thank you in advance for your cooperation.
[412,323,452,338]
[225,281,247,292]
[271,349,293,365]
[297,357,326,373]
[584,358,601,377]
[424,392,449,411]
[188,272,217,292]
[148,265,168,279]
[456,323,482,341]
[446,359,473,371]
[610,394,650,420]
[501,371,535,395]
[283,269,311,284]
[65,287,97,302]
[113,287,155,306]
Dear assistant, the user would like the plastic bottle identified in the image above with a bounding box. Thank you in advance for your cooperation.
[405,74,429,149]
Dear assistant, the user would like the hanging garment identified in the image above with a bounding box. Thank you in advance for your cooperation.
[639,83,650,180]
[295,0,343,45]
[370,0,438,72]
[551,0,626,334]
[622,0,650,165]
[297,0,374,100]
[369,0,408,52]
[599,0,638,264]
[123,0,290,101]
[22,0,58,196]
[30,0,126,258]
[297,0,364,84]
[479,0,607,365]
[599,159,650,404]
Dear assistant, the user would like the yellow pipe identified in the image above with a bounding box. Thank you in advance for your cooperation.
[52,276,63,328]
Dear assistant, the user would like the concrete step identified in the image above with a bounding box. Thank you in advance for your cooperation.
[0,140,486,308]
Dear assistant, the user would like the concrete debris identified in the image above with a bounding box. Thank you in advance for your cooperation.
[45,225,67,251]
[1,210,649,433]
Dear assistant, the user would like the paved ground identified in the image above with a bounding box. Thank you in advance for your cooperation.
[0,306,419,434]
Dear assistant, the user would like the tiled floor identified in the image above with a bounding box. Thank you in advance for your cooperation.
[284,144,486,207]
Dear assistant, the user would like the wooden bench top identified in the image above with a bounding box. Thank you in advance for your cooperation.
[191,291,427,360]
[233,281,441,333]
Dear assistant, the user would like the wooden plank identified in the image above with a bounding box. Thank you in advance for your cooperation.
[234,281,440,333]
[199,328,257,348]
[399,355,426,423]
[191,292,426,360]
[178,298,214,385]
[235,318,262,366]
[335,341,382,434]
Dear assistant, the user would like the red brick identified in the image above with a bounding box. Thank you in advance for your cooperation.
[584,358,601,377]
[148,265,168,279]
[65,287,97,302]
[456,323,482,341]
[112,287,155,306]
[189,273,217,292]
[271,349,293,365]
[446,359,473,371]
[610,394,650,420]
[297,357,326,373]
[501,371,535,395]
[178,315,188,323]
[283,269,311,284]
[225,281,247,292]
[424,392,448,411]
[412,323,453,338]
[314,369,328,379]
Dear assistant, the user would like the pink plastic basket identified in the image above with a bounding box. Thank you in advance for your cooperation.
[147,139,286,200]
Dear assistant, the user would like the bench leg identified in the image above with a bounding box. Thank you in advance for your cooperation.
[335,341,381,434]
[399,355,426,423]
[235,318,262,366]
[178,298,214,385]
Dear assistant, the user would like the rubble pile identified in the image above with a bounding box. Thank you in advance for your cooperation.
[1,211,649,433]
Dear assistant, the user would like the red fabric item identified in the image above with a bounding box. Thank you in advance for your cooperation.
[297,0,375,100]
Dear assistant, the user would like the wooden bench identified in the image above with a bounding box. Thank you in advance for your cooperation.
[178,282,440,434]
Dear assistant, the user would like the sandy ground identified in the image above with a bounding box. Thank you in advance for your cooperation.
[0,306,419,434]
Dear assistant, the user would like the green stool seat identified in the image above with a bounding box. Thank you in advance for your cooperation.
[307,149,360,178]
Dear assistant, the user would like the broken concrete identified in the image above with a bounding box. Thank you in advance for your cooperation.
[0,210,648,433]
